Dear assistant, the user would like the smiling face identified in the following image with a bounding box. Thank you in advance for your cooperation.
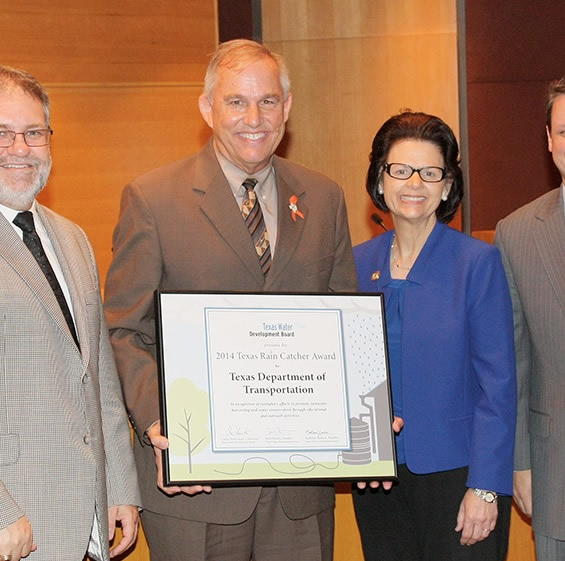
[198,56,292,175]
[0,88,51,210]
[381,139,451,228]
[547,94,565,183]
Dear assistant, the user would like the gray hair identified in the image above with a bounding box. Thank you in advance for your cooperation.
[203,39,291,101]
[0,65,50,126]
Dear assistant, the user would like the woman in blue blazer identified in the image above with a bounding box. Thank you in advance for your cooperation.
[353,111,516,561]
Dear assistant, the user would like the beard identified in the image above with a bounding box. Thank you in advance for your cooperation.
[0,154,52,210]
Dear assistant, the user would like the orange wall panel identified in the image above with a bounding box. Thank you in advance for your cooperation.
[262,0,460,246]
[0,0,216,83]
[39,84,211,281]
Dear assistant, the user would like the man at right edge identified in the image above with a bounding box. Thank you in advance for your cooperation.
[495,76,565,560]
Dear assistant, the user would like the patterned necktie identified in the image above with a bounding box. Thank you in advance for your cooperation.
[241,178,271,276]
[13,211,80,350]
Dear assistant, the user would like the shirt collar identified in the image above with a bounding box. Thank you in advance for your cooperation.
[0,200,38,225]
[213,145,274,197]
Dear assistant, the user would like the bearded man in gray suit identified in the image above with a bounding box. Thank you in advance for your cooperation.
[0,66,141,561]
[104,39,357,561]
[495,76,565,560]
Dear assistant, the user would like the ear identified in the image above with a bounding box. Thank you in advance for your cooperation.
[198,94,214,129]
[546,125,553,153]
[442,178,453,201]
[282,93,293,123]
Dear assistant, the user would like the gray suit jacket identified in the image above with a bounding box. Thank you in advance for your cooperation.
[104,141,357,524]
[495,187,565,540]
[0,204,140,561]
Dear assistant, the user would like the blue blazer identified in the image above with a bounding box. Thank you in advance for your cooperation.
[354,222,517,494]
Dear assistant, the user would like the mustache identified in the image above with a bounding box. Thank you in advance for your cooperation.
[0,156,45,165]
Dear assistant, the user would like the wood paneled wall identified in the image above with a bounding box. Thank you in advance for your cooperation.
[1,0,217,284]
[43,84,211,279]
[0,1,216,83]
[262,0,461,243]
[465,1,564,230]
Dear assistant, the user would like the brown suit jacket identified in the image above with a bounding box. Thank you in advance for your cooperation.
[495,187,565,540]
[104,141,357,524]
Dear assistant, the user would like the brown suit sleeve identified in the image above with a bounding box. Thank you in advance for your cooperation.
[104,182,163,441]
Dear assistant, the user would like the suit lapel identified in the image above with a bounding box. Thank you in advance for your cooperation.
[36,206,86,359]
[265,160,308,289]
[195,144,265,286]
[534,190,565,315]
[0,211,80,351]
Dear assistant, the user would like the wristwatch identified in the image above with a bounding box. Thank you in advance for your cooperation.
[473,488,498,503]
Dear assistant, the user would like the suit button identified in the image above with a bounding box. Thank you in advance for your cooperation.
[83,434,91,445]
[82,374,90,384]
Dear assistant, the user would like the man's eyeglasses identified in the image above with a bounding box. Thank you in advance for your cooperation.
[383,163,447,183]
[0,129,53,148]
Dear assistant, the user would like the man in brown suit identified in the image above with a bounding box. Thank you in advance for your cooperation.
[495,77,565,560]
[104,39,357,561]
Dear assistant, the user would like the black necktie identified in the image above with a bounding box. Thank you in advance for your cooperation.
[241,178,271,276]
[13,211,80,350]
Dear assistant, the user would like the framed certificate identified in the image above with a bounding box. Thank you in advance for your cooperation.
[155,291,396,486]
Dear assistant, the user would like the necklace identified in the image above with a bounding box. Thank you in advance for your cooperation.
[391,237,412,271]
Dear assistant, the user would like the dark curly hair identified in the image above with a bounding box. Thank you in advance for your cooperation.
[367,110,463,224]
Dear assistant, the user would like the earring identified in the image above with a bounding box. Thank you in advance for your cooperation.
[441,194,448,201]
[378,185,384,195]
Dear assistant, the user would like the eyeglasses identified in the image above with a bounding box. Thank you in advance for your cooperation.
[0,129,53,148]
[384,163,447,183]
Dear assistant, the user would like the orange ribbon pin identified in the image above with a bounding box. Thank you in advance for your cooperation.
[288,195,304,222]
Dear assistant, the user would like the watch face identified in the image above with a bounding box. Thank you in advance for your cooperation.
[474,488,497,502]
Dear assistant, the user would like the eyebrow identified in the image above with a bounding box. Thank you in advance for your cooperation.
[0,123,47,130]
[223,93,282,101]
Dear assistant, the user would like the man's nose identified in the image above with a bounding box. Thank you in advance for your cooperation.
[8,133,32,155]
[244,104,262,126]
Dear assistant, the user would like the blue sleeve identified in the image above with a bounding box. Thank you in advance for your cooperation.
[466,245,517,494]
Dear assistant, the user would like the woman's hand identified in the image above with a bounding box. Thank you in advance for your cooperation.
[455,489,498,545]
[392,416,404,433]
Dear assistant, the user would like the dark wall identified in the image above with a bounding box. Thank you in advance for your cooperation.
[217,0,262,42]
[466,1,563,230]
